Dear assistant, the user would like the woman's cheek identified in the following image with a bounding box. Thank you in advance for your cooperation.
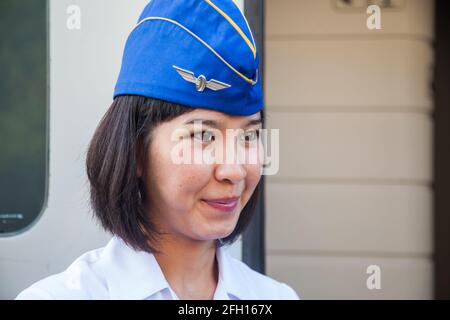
[241,164,262,204]
[165,162,212,202]
[248,159,263,182]
[178,164,212,191]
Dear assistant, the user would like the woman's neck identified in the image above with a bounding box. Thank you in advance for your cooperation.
[153,234,219,300]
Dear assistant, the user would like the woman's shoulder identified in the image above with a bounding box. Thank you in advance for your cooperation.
[16,245,109,300]
[222,250,301,300]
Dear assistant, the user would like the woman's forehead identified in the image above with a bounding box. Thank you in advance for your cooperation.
[178,108,261,124]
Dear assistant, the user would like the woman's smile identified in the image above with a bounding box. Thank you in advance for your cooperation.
[201,197,240,213]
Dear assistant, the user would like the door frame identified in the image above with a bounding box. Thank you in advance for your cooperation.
[242,0,266,274]
[433,0,450,300]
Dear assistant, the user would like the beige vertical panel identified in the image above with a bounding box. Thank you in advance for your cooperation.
[266,183,432,254]
[266,112,432,181]
[266,0,434,38]
[267,255,433,299]
[264,0,434,299]
[265,40,433,109]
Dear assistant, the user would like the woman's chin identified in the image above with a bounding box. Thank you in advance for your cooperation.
[193,225,235,241]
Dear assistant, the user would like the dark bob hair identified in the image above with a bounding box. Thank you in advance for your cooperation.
[86,95,262,253]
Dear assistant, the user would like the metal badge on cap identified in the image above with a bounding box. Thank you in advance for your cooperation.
[173,65,232,92]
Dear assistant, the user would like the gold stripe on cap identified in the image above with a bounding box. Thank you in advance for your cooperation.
[205,0,256,60]
[230,0,256,49]
[132,17,258,85]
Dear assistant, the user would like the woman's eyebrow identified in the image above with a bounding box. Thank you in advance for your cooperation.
[246,118,263,126]
[184,118,262,128]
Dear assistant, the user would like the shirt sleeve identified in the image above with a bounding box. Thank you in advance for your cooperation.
[279,282,301,300]
[15,287,55,300]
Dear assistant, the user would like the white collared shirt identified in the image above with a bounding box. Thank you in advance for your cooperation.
[16,236,300,300]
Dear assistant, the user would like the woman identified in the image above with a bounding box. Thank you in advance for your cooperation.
[17,0,300,300]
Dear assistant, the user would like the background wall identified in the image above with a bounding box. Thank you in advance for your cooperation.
[264,0,435,299]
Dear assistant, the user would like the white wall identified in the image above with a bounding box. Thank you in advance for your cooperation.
[0,0,148,299]
[265,0,434,299]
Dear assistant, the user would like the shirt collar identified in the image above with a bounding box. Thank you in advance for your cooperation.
[101,237,169,300]
[214,243,248,300]
[102,236,249,300]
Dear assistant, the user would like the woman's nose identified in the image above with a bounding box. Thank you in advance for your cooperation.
[215,163,247,184]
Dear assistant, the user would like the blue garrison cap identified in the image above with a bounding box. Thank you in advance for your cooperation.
[114,0,262,116]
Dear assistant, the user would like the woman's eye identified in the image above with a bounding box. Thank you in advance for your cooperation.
[192,130,215,143]
[240,130,259,142]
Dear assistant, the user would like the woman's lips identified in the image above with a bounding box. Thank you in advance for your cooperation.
[202,197,239,212]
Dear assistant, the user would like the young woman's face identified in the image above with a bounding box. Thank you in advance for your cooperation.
[142,109,263,242]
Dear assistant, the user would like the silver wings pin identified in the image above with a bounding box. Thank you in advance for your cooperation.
[173,65,231,92]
